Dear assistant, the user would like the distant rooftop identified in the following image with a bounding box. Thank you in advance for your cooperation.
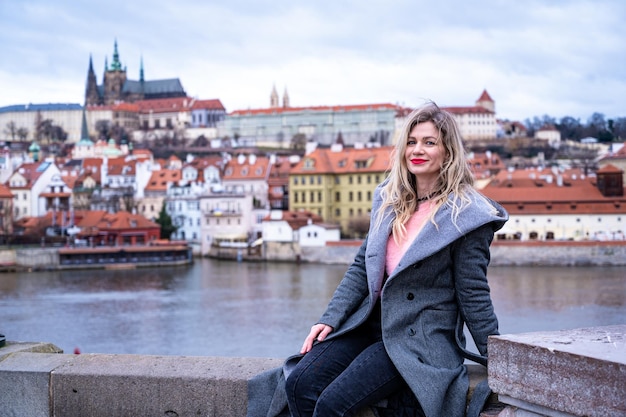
[0,103,82,113]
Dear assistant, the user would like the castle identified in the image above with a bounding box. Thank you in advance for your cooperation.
[84,40,187,106]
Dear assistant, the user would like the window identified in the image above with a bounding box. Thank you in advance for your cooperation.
[357,191,362,202]
[335,192,340,202]
[349,192,353,202]
[310,191,315,202]
[335,208,341,217]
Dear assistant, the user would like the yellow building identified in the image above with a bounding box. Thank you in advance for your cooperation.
[289,144,392,236]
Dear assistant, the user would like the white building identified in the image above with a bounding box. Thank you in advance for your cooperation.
[299,222,341,247]
[6,159,61,219]
[199,192,254,256]
[482,165,626,241]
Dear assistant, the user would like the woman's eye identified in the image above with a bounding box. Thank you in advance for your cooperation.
[407,139,416,145]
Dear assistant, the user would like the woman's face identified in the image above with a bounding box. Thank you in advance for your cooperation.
[404,121,446,186]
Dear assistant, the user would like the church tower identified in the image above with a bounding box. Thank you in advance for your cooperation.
[475,89,495,113]
[85,55,101,106]
[282,87,290,108]
[270,85,279,108]
[103,40,127,104]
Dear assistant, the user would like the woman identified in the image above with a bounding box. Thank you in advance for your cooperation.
[284,102,508,417]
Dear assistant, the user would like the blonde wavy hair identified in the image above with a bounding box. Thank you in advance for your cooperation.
[374,101,475,241]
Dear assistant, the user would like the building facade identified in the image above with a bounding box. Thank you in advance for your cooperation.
[217,90,400,148]
[482,165,626,241]
[289,144,391,235]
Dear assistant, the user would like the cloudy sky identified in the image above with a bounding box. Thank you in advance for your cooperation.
[1,0,624,122]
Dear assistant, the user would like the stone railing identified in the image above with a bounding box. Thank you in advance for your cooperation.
[0,325,624,416]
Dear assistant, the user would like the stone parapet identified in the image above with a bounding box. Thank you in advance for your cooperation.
[3,326,624,417]
[0,342,497,417]
[488,325,626,417]
[0,345,282,417]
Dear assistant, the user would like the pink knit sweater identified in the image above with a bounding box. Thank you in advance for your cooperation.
[386,201,435,276]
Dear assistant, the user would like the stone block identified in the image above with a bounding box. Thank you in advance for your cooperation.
[0,352,75,417]
[488,325,626,417]
[51,354,281,417]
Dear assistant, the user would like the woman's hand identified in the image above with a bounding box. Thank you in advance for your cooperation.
[300,323,333,354]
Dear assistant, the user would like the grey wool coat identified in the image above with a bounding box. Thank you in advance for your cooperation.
[247,186,508,417]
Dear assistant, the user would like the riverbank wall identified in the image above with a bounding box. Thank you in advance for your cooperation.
[264,240,626,266]
[1,325,623,416]
[1,240,626,271]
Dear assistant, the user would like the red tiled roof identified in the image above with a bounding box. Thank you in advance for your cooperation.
[191,99,225,111]
[481,167,626,214]
[9,162,49,188]
[443,106,493,115]
[112,102,139,112]
[134,97,194,114]
[223,156,271,180]
[263,210,323,230]
[145,169,181,191]
[0,183,13,198]
[107,158,136,176]
[477,89,494,102]
[291,146,392,175]
[76,210,158,232]
[596,164,623,174]
[230,103,400,117]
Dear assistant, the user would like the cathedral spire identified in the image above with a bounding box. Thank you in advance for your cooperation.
[139,56,144,83]
[85,54,100,106]
[80,107,90,141]
[111,39,122,71]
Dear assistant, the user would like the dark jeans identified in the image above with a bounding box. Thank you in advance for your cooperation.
[285,303,407,417]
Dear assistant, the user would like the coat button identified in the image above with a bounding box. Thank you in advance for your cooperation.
[406,292,414,300]
[407,328,416,336]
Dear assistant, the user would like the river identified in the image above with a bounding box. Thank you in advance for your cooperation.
[0,259,624,358]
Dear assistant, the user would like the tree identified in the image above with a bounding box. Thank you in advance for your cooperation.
[17,127,28,142]
[4,121,17,141]
[155,203,177,240]
[347,215,370,239]
[611,117,626,140]
[95,120,111,141]
[291,133,307,150]
[557,116,583,141]
[192,134,209,147]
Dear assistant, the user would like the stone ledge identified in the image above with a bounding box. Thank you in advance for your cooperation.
[0,341,499,417]
[488,325,626,417]
[0,341,63,360]
[0,349,282,417]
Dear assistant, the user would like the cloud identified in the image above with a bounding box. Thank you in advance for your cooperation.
[0,0,624,122]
